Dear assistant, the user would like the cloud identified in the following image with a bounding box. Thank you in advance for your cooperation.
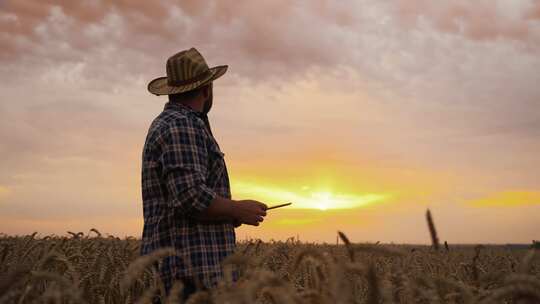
[395,0,540,45]
[469,191,540,206]
[2,0,540,104]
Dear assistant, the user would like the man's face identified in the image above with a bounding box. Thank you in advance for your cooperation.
[202,83,213,115]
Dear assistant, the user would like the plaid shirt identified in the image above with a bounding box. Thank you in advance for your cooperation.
[140,102,236,289]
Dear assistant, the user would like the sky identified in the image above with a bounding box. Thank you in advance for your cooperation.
[0,0,539,243]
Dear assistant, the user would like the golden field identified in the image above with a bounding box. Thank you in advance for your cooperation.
[0,223,539,303]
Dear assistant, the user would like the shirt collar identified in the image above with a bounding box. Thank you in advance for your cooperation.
[164,102,205,118]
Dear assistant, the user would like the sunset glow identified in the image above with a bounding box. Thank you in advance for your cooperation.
[469,191,540,207]
[0,0,539,243]
[232,180,389,210]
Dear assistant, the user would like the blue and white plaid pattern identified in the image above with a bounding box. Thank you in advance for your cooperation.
[140,102,235,289]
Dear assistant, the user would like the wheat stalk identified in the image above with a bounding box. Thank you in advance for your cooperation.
[120,247,176,292]
[426,209,440,251]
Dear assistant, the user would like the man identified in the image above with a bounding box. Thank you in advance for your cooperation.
[141,48,268,300]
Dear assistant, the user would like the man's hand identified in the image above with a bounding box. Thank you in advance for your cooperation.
[232,200,267,226]
[193,196,267,227]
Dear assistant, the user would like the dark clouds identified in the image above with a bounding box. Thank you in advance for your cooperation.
[2,0,539,87]
[0,0,347,76]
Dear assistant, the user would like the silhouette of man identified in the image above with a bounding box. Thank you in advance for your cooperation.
[141,48,267,301]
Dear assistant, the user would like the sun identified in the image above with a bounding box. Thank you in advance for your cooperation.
[231,179,389,210]
[311,191,333,210]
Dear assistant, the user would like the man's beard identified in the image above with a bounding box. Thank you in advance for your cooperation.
[202,92,213,115]
[201,93,214,137]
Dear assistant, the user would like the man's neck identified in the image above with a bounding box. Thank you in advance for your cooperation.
[169,97,204,113]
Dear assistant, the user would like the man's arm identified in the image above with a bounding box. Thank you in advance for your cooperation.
[159,118,266,225]
[159,118,217,216]
[195,196,267,226]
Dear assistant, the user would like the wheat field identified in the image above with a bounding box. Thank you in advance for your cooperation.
[0,212,539,303]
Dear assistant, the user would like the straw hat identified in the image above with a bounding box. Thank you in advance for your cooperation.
[147,48,228,96]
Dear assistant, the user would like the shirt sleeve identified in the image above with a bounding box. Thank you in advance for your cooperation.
[159,117,216,216]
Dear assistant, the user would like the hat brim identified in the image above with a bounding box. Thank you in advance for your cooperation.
[147,65,228,96]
